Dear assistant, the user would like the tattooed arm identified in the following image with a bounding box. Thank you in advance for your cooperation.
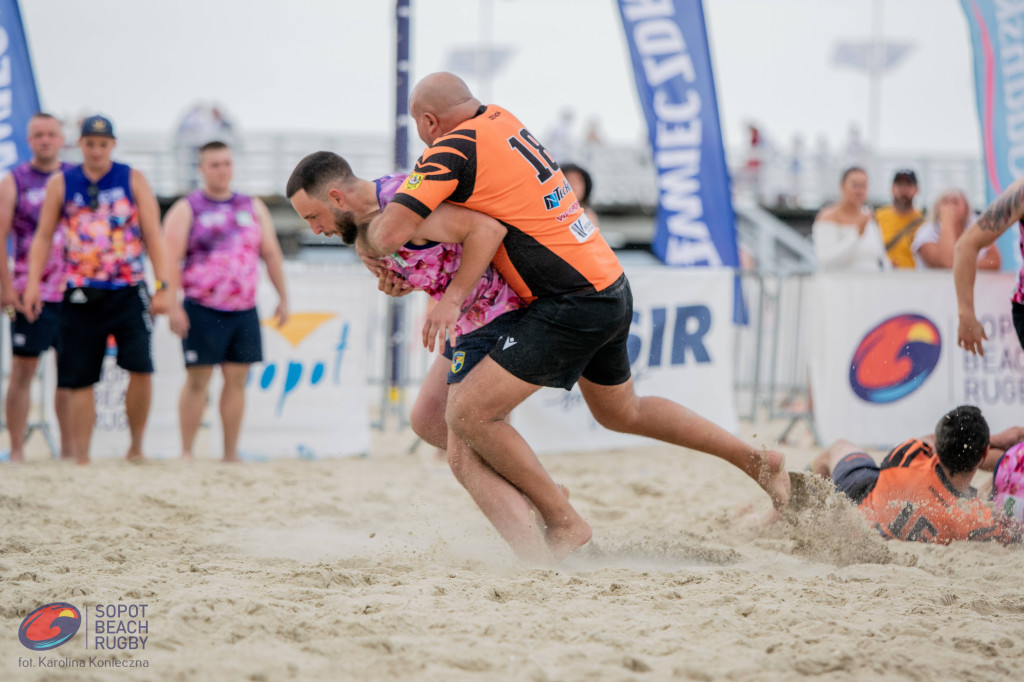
[954,178,1024,356]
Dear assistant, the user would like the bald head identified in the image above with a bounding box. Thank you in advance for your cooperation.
[410,72,482,144]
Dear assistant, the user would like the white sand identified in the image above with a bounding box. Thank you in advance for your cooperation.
[2,426,1023,681]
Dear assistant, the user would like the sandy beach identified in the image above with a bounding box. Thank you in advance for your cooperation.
[2,425,1023,681]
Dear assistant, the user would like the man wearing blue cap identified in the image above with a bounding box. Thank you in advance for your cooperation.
[24,114,170,464]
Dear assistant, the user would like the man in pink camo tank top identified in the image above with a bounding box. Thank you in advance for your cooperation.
[163,141,289,462]
[0,113,73,462]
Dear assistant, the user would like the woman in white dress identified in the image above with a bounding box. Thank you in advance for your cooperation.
[812,167,890,271]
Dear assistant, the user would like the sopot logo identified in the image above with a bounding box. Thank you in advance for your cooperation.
[849,314,941,403]
[19,603,82,651]
[259,312,348,415]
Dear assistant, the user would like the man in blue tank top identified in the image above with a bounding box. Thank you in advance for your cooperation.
[162,141,289,462]
[0,113,74,462]
[24,115,170,465]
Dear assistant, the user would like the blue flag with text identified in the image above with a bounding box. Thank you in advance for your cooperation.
[0,0,40,173]
[616,0,738,271]
[960,0,1023,271]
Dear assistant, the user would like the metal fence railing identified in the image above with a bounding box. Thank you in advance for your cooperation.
[52,130,984,213]
[734,269,819,444]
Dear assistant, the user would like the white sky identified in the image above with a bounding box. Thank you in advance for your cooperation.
[22,0,980,156]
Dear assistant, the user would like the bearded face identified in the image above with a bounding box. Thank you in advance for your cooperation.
[892,182,917,212]
[330,205,359,245]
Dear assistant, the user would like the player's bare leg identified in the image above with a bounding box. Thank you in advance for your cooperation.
[447,358,592,561]
[179,365,213,460]
[67,387,95,465]
[55,386,73,460]
[5,355,38,463]
[220,363,249,463]
[410,353,450,451]
[124,372,151,462]
[445,429,553,564]
[811,439,864,478]
[578,377,791,510]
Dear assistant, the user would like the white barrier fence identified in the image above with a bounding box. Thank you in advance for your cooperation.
[91,265,377,459]
[12,264,737,459]
[13,265,1014,459]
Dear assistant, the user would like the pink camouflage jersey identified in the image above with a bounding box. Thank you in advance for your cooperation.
[10,162,73,302]
[181,191,262,311]
[374,173,524,336]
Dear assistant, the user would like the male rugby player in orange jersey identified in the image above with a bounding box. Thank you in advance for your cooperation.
[813,405,1023,544]
[364,72,790,560]
[288,152,570,563]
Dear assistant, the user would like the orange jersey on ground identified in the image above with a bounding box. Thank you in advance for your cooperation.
[859,439,1017,544]
[391,105,623,302]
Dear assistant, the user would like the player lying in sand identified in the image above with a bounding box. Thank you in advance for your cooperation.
[812,405,1024,544]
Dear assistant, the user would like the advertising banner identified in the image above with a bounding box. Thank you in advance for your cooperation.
[89,265,374,459]
[960,0,1023,270]
[810,270,1023,445]
[616,0,739,270]
[0,0,41,173]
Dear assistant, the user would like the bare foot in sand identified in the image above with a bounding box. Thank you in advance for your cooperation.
[753,449,790,511]
[222,454,242,464]
[545,515,592,562]
[544,484,591,560]
[181,451,194,462]
[126,453,147,464]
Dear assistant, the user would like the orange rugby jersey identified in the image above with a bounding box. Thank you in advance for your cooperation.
[859,439,1016,544]
[391,105,623,302]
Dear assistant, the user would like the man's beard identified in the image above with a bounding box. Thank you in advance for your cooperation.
[893,197,913,212]
[331,207,359,244]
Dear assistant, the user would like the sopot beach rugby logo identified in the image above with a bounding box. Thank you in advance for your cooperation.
[18,603,82,651]
[849,314,942,403]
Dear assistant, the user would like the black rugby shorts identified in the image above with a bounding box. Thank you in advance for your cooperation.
[58,285,153,388]
[488,274,633,390]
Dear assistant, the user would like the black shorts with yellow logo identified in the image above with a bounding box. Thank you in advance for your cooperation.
[443,308,526,385]
[488,274,633,391]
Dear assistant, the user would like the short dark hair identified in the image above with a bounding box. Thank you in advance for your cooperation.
[934,405,989,475]
[199,140,230,155]
[841,166,866,184]
[561,163,593,205]
[30,112,60,124]
[286,151,354,199]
